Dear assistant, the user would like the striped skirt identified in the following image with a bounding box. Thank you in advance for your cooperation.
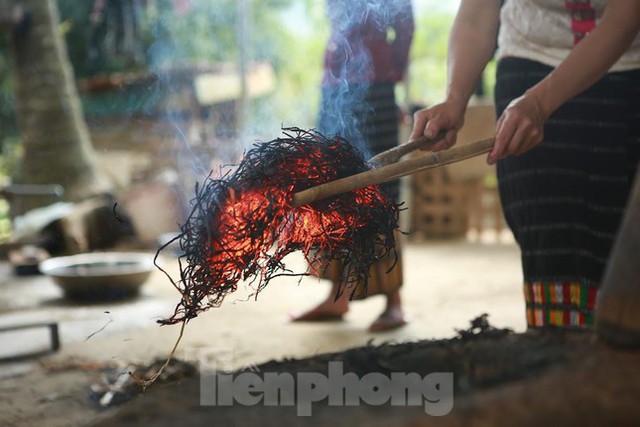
[318,82,401,201]
[495,57,640,327]
[315,82,403,297]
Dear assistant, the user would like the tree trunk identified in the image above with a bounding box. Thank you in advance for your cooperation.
[7,0,111,216]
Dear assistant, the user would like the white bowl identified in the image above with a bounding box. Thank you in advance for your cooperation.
[39,252,155,301]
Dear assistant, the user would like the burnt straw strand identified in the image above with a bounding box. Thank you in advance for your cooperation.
[158,127,400,325]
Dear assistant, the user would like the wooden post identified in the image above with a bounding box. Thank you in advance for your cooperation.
[596,166,640,347]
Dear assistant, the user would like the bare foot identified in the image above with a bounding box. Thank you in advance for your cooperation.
[290,282,349,323]
[368,307,408,332]
[289,292,349,322]
[289,307,345,322]
[289,302,348,322]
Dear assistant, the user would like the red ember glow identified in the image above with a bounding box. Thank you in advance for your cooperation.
[159,128,399,325]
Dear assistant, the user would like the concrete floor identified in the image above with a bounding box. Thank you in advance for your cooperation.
[0,232,525,370]
[0,232,529,427]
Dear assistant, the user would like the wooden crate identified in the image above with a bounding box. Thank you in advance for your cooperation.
[409,167,507,240]
[464,178,507,240]
[409,166,472,239]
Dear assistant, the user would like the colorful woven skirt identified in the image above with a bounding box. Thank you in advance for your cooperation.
[524,281,597,327]
[495,57,640,328]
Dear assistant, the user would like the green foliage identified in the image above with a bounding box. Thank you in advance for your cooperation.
[258,2,328,130]
[408,11,455,106]
[1,0,474,152]
[408,9,496,107]
[144,0,294,68]
[0,136,20,179]
[0,199,11,242]
[56,0,299,74]
[146,0,237,66]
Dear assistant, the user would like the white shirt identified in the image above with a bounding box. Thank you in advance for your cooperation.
[497,0,640,72]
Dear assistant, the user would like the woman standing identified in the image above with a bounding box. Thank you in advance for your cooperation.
[411,0,640,328]
[290,0,414,331]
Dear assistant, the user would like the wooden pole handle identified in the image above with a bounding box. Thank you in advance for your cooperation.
[292,137,494,207]
[368,132,446,167]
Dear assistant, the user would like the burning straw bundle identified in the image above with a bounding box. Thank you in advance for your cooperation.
[158,127,400,325]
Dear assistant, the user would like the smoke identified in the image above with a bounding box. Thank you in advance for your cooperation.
[318,0,412,157]
[144,1,236,186]
[140,0,412,188]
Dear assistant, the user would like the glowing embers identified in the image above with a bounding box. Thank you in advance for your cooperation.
[213,187,288,262]
[159,128,399,325]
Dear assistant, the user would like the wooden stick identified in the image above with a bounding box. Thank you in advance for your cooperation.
[292,137,494,207]
[368,132,446,166]
[596,166,640,347]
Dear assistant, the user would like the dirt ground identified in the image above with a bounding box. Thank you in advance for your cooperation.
[0,235,528,427]
[92,328,640,427]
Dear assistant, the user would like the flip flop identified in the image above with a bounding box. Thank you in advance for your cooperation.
[288,308,345,323]
[368,312,409,332]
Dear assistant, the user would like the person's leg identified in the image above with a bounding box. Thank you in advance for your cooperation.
[290,282,409,330]
[361,83,408,331]
[495,58,640,328]
[289,280,349,322]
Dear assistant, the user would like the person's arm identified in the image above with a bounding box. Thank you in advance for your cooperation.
[410,0,501,151]
[488,0,640,164]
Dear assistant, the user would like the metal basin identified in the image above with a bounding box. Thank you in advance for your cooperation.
[39,252,155,301]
